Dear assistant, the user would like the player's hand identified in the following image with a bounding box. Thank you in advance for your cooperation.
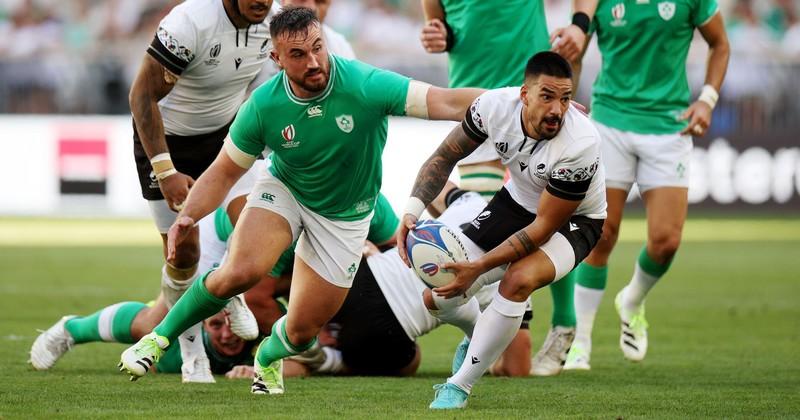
[167,215,196,263]
[550,25,586,62]
[396,214,418,267]
[158,171,195,212]
[225,365,254,379]
[679,101,713,136]
[570,100,588,115]
[420,19,448,53]
[433,260,483,299]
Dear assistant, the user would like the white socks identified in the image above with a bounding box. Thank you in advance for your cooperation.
[160,265,200,308]
[622,262,660,311]
[573,284,604,351]
[448,291,526,393]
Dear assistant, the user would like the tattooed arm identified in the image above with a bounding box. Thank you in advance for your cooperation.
[396,124,483,266]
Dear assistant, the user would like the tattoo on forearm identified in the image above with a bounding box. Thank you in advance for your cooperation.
[506,238,525,260]
[411,128,481,205]
[514,230,535,256]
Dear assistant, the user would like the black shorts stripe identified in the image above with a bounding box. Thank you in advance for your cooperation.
[147,34,190,75]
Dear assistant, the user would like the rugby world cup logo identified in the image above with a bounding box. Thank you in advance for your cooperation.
[420,263,439,276]
[611,3,627,26]
[282,124,295,141]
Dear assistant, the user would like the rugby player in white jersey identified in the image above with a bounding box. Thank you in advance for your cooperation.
[398,52,607,409]
[128,0,279,382]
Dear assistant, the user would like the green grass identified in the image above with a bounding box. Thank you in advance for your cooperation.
[0,218,799,418]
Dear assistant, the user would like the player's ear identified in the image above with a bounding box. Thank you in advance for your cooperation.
[520,84,529,106]
[270,50,283,69]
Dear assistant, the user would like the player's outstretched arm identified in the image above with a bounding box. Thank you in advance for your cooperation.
[397,125,483,265]
[425,86,485,121]
[167,146,249,262]
[680,12,730,136]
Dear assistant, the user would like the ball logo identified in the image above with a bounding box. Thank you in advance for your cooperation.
[414,229,436,243]
[420,263,439,276]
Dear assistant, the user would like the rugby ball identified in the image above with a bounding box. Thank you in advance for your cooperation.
[406,220,468,288]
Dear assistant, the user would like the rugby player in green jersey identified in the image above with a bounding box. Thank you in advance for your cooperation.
[119,7,484,395]
[419,0,580,376]
[556,0,730,369]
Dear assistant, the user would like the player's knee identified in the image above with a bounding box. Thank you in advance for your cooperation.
[502,267,547,301]
[218,265,262,295]
[648,232,682,262]
[285,325,318,348]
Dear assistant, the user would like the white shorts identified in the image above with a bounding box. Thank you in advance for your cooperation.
[245,172,372,288]
[593,121,692,192]
[148,161,266,234]
[196,212,228,275]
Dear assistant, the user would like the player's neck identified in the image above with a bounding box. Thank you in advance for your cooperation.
[222,0,252,29]
[287,79,327,100]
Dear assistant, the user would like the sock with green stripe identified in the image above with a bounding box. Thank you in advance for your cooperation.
[64,302,148,344]
[153,270,229,343]
[573,262,608,351]
[256,315,317,367]
[622,246,672,310]
[549,270,576,327]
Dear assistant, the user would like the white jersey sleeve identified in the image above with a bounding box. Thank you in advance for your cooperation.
[547,136,601,201]
[323,24,356,59]
[148,5,198,75]
[461,95,491,143]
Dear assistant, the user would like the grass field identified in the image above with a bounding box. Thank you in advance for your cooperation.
[1,217,798,418]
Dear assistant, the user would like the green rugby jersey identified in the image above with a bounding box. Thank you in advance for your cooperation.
[441,0,550,88]
[155,328,257,375]
[229,55,410,221]
[590,0,718,134]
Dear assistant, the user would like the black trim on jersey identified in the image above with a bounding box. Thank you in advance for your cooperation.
[445,187,469,207]
[148,35,189,75]
[546,177,592,201]
[462,108,488,143]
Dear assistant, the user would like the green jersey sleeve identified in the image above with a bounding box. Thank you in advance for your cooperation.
[363,66,410,116]
[368,193,399,244]
[229,96,267,157]
[692,0,719,26]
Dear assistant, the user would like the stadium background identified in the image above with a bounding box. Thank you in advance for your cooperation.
[0,0,797,417]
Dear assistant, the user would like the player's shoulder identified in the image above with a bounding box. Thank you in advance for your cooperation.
[475,87,520,115]
[162,0,220,33]
[246,75,286,111]
[559,106,601,148]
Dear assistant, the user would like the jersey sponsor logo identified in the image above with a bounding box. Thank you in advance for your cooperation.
[281,124,301,148]
[234,57,243,70]
[471,210,491,229]
[261,192,276,203]
[611,3,627,27]
[658,2,676,20]
[336,114,354,133]
[307,105,323,118]
[495,142,508,154]
[535,163,548,179]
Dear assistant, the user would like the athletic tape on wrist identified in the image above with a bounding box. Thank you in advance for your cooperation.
[403,197,426,219]
[155,168,178,181]
[150,153,176,178]
[698,84,719,109]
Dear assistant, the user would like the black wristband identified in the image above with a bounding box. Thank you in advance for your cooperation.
[571,12,591,34]
[442,19,455,52]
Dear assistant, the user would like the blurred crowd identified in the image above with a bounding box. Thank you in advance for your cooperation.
[0,0,799,117]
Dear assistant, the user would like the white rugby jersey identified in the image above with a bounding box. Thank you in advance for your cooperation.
[147,0,280,136]
[463,87,607,219]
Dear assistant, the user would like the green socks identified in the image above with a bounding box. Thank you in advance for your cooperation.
[637,246,672,277]
[256,315,317,367]
[549,272,576,328]
[576,262,609,290]
[64,302,147,344]
[153,270,229,343]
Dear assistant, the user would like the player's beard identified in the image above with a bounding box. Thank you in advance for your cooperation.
[292,66,329,93]
[538,115,563,139]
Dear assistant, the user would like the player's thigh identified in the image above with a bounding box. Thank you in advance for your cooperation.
[285,257,349,340]
[593,121,637,191]
[642,187,688,245]
[500,250,557,300]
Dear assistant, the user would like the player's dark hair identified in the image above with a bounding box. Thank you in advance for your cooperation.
[270,6,319,40]
[524,51,573,80]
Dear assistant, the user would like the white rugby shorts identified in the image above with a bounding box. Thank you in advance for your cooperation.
[245,171,371,288]
[593,121,692,192]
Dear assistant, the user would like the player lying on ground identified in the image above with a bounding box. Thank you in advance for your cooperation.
[397,52,607,409]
